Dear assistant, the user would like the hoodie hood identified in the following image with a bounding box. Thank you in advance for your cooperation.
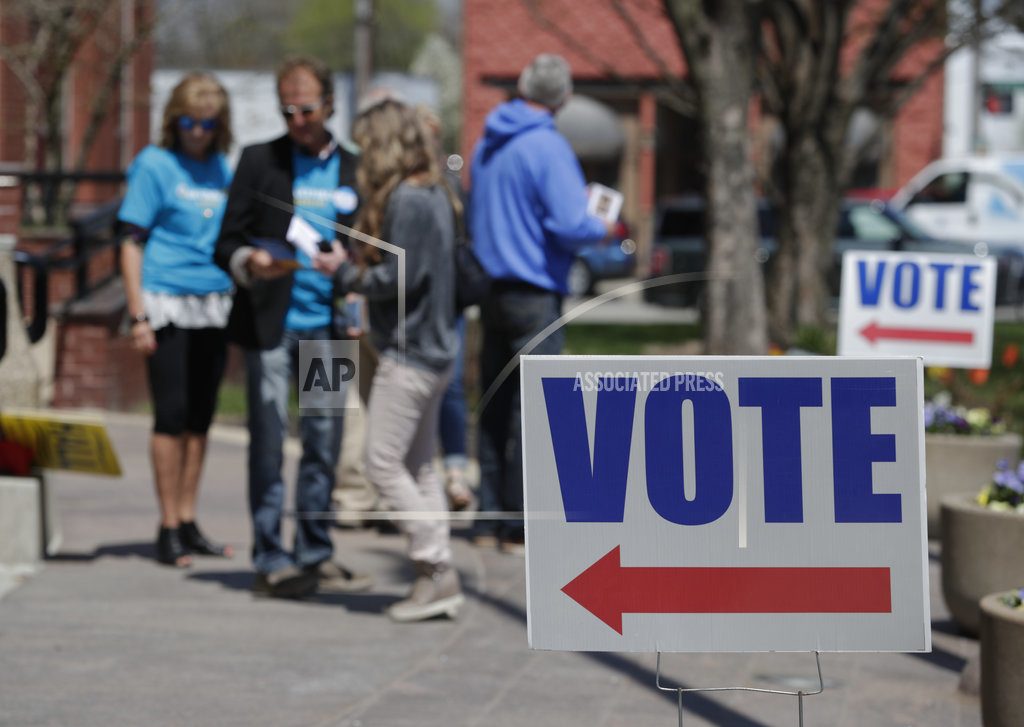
[480,99,555,158]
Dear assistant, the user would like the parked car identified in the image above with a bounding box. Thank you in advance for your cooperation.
[642,196,774,308]
[567,219,637,296]
[643,197,1024,307]
[889,156,1024,247]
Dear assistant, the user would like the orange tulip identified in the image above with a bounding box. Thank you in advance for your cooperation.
[969,368,990,385]
[1002,343,1020,368]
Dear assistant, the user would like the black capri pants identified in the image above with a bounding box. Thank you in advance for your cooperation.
[146,325,228,436]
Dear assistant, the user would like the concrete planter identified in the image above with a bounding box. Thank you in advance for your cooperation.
[941,494,1024,635]
[980,592,1024,727]
[925,432,1021,540]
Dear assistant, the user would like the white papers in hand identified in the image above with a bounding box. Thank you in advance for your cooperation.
[586,183,623,224]
[286,215,323,259]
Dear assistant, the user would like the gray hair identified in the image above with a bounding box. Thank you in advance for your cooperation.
[517,53,573,110]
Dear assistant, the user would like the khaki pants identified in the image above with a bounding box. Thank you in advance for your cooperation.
[364,356,454,565]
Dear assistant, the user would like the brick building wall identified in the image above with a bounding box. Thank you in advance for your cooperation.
[0,19,29,169]
[463,0,945,204]
[50,301,147,411]
[0,1,152,181]
[462,0,685,163]
[0,0,154,411]
[0,169,21,238]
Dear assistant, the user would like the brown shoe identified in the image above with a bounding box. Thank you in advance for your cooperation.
[304,560,373,593]
[252,565,318,599]
[387,561,464,622]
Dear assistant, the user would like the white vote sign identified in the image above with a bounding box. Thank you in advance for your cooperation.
[522,356,929,653]
[838,250,996,368]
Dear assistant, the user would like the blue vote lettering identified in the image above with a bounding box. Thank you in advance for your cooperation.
[931,262,953,309]
[738,377,823,523]
[831,377,901,523]
[542,375,903,526]
[961,264,981,311]
[541,377,636,522]
[645,377,734,525]
[857,259,982,312]
[892,262,920,309]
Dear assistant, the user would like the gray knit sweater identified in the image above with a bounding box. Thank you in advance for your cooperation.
[336,181,457,373]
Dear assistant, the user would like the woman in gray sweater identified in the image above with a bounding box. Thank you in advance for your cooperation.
[317,97,462,622]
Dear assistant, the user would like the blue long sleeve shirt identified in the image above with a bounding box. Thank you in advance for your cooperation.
[469,99,607,294]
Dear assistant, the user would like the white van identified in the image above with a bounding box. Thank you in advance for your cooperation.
[890,156,1024,246]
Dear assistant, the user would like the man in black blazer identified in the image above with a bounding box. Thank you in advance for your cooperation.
[215,56,371,598]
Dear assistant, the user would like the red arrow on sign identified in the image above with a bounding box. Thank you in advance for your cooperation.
[859,320,973,345]
[561,547,892,634]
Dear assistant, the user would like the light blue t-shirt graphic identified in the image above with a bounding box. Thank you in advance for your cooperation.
[285,148,353,331]
[118,145,233,296]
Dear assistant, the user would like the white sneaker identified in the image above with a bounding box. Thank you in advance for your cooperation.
[445,467,473,511]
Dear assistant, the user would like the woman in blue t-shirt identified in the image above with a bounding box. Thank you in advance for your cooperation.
[118,72,235,567]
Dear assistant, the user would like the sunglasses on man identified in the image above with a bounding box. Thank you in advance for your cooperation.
[280,100,325,120]
[177,115,218,132]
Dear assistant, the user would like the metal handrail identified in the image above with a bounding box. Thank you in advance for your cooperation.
[14,198,123,343]
[0,277,7,361]
[15,170,124,227]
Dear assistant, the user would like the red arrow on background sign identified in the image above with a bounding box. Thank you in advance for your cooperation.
[561,547,892,634]
[859,320,973,345]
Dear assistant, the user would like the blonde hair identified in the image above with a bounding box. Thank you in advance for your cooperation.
[159,72,232,154]
[352,99,444,259]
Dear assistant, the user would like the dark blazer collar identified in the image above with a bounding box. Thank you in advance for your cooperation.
[270,133,358,185]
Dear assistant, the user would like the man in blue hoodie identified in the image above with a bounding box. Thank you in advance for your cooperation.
[469,53,611,552]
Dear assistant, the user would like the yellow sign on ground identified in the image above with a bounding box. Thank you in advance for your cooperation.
[0,409,122,476]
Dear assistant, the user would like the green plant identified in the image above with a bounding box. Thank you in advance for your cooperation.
[792,325,836,355]
[977,459,1024,513]
[999,588,1024,610]
[925,392,1006,436]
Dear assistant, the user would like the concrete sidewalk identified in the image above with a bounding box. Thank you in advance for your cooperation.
[0,416,983,726]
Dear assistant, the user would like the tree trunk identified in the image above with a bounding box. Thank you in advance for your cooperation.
[21,95,44,226]
[766,229,797,346]
[777,132,841,334]
[43,77,66,226]
[668,0,767,355]
[703,98,767,354]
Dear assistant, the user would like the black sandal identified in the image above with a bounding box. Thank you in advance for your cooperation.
[178,521,233,558]
[156,526,191,567]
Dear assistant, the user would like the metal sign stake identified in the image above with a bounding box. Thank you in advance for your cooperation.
[655,651,824,726]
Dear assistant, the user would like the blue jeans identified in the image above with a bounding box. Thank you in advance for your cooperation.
[438,316,467,468]
[245,327,348,574]
[476,285,564,540]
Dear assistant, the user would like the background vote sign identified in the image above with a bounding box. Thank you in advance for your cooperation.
[838,250,996,368]
[522,356,929,653]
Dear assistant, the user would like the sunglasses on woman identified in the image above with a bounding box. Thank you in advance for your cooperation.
[280,101,325,120]
[177,115,218,132]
